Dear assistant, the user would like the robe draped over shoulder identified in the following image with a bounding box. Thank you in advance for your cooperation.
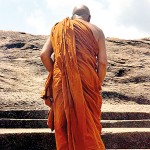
[41,17,105,150]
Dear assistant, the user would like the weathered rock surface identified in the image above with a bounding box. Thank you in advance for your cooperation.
[104,37,150,105]
[0,30,150,110]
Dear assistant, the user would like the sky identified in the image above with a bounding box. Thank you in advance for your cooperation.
[0,0,150,39]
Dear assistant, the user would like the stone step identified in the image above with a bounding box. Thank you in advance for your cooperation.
[0,109,150,120]
[0,128,150,149]
[1,118,150,128]
[102,119,150,128]
[102,112,150,120]
[102,104,150,120]
[0,119,47,128]
[102,104,150,113]
[0,110,48,119]
[102,128,150,149]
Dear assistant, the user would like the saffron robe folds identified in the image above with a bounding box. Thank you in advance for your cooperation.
[42,17,105,150]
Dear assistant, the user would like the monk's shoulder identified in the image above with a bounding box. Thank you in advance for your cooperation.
[87,23,103,41]
[91,23,104,36]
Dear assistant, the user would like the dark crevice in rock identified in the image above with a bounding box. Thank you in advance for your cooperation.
[119,76,150,83]
[115,68,126,77]
[21,44,39,50]
[107,39,126,46]
[107,39,150,48]
[19,32,26,34]
[143,52,150,56]
[102,91,150,104]
[5,42,25,49]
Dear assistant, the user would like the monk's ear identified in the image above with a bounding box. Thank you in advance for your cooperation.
[71,15,74,20]
[88,15,91,22]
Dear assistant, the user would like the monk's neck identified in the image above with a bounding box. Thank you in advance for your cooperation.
[73,18,89,23]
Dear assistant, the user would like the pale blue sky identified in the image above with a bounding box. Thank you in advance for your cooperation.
[0,0,150,39]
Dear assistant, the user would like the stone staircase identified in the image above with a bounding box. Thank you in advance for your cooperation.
[0,104,150,150]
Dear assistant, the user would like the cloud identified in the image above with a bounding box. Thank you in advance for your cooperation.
[26,9,49,35]
[1,0,149,38]
[45,0,110,33]
[45,0,150,39]
[90,0,150,39]
[118,0,150,34]
[44,0,106,33]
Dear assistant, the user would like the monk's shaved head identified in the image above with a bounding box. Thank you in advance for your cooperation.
[72,5,91,22]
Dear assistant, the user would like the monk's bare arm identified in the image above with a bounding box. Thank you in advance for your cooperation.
[97,29,107,87]
[40,37,54,72]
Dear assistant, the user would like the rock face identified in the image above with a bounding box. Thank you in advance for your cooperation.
[0,30,149,110]
[105,38,150,105]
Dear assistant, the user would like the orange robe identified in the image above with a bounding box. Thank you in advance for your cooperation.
[42,17,105,150]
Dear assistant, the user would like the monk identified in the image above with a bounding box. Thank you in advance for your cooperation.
[40,4,107,150]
